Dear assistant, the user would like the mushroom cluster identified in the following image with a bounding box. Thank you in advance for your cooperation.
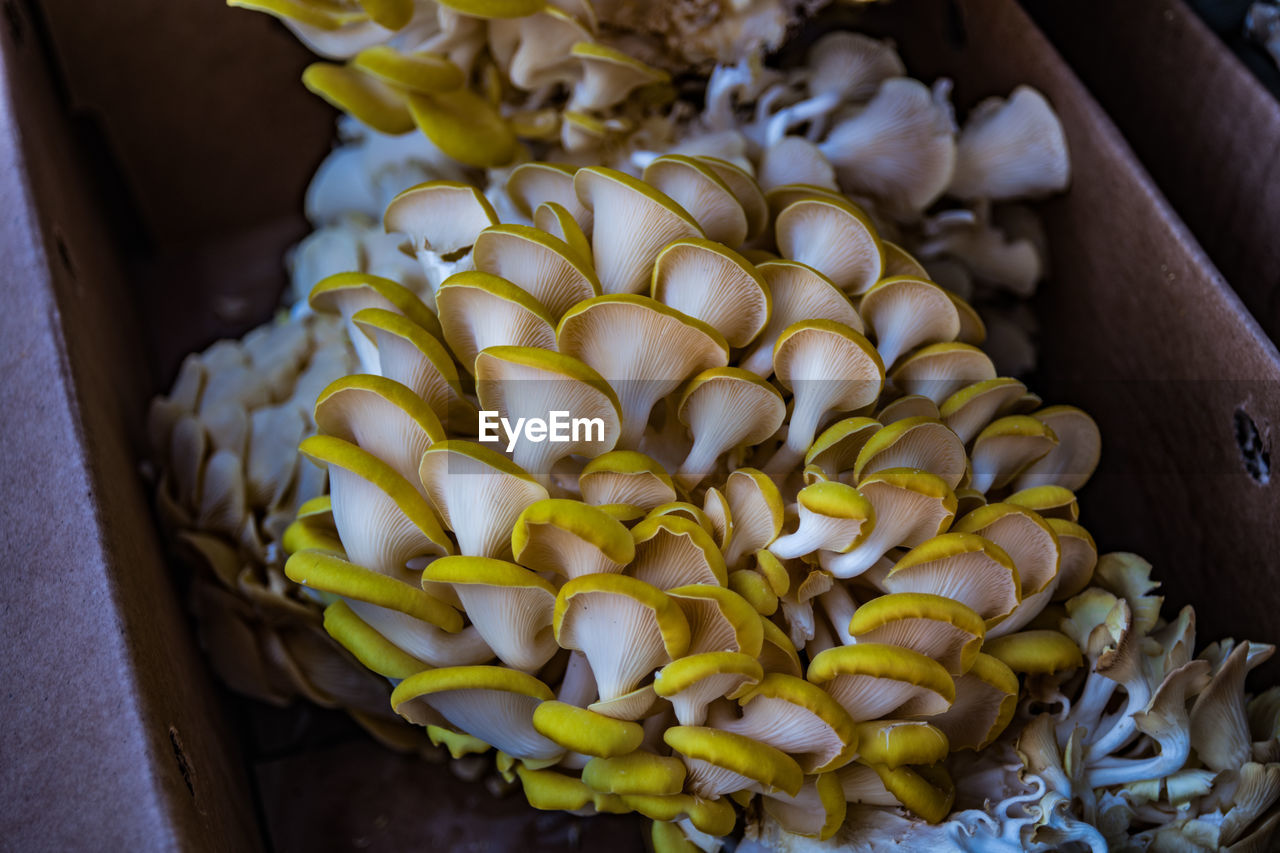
[271,152,1118,849]
[230,0,686,162]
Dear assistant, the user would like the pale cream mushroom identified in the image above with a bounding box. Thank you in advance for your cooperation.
[642,155,749,247]
[949,86,1070,202]
[739,260,862,378]
[651,239,771,347]
[859,275,961,369]
[675,368,785,490]
[775,197,883,295]
[471,224,601,318]
[435,270,558,374]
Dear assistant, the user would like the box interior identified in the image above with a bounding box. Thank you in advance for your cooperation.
[4,0,1279,847]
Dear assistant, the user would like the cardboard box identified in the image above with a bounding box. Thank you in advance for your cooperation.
[2,0,1278,848]
[1027,0,1280,345]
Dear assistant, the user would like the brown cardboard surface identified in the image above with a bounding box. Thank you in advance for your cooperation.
[0,1,260,850]
[3,0,1279,848]
[31,0,335,245]
[1027,0,1280,344]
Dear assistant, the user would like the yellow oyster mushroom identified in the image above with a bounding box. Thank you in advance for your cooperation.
[969,415,1060,494]
[391,666,562,761]
[765,319,885,475]
[654,651,763,726]
[839,762,955,824]
[804,417,882,482]
[472,224,601,318]
[436,270,558,375]
[884,532,1021,629]
[406,86,518,168]
[664,726,804,798]
[852,719,950,768]
[352,46,465,92]
[418,440,548,558]
[720,470,786,570]
[675,368,785,490]
[582,751,688,795]
[740,259,861,378]
[807,644,955,721]
[876,394,940,426]
[474,346,621,482]
[510,498,634,579]
[982,629,1083,675]
[302,61,415,134]
[822,468,956,579]
[506,162,588,229]
[769,481,874,560]
[573,167,702,295]
[716,672,858,774]
[642,154,749,247]
[955,502,1061,637]
[891,342,997,405]
[557,294,727,448]
[568,41,668,111]
[852,416,968,490]
[759,772,847,840]
[630,515,728,589]
[922,652,1019,751]
[774,196,883,295]
[531,700,644,758]
[694,155,769,242]
[578,450,677,513]
[666,584,763,656]
[1011,405,1102,492]
[420,556,558,672]
[309,271,440,371]
[847,592,985,676]
[938,377,1028,445]
[651,239,771,348]
[532,201,593,266]
[554,573,690,702]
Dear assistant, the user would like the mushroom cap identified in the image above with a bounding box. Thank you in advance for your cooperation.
[804,417,882,480]
[729,570,778,616]
[872,763,955,824]
[472,224,601,318]
[435,0,545,17]
[474,345,621,478]
[420,555,558,672]
[852,416,967,490]
[620,793,736,837]
[406,86,518,169]
[1046,518,1097,600]
[949,86,1070,202]
[740,260,862,378]
[489,8,590,90]
[568,41,668,111]
[969,415,1060,494]
[302,62,415,135]
[807,643,955,720]
[859,275,961,369]
[313,373,444,492]
[982,629,1082,675]
[758,137,839,192]
[695,156,769,242]
[321,599,429,680]
[578,450,677,510]
[876,394,940,426]
[532,201,593,267]
[818,77,956,216]
[651,239,770,347]
[884,532,1021,628]
[389,665,562,761]
[285,549,461,634]
[823,468,957,578]
[759,613,804,678]
[938,377,1028,446]
[573,167,703,295]
[775,197,883,295]
[510,498,634,579]
[769,481,874,559]
[890,342,997,405]
[1006,484,1078,521]
[383,179,498,256]
[557,294,728,448]
[772,319,885,413]
[955,503,1060,614]
[675,368,785,489]
[758,772,847,841]
[582,751,688,795]
[852,720,950,768]
[806,32,905,101]
[721,469,786,570]
[663,725,804,798]
[946,291,987,346]
[653,651,764,726]
[720,672,860,774]
[667,584,764,656]
[642,154,749,247]
[881,241,930,279]
[507,161,588,227]
[1010,405,1101,492]
[514,764,594,812]
[309,271,440,337]
[418,439,549,558]
[553,573,691,700]
[436,270,558,375]
[531,700,645,758]
[923,652,1018,751]
[351,307,470,427]
[630,515,729,589]
[848,592,985,675]
[299,434,454,573]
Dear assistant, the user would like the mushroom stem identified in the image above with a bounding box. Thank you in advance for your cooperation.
[558,651,598,708]
[818,584,858,646]
[765,91,841,147]
[764,390,828,476]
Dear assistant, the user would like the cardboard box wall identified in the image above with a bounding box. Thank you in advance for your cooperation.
[2,0,1278,848]
[1028,0,1280,347]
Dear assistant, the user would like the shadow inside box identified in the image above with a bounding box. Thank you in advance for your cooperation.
[248,702,647,852]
